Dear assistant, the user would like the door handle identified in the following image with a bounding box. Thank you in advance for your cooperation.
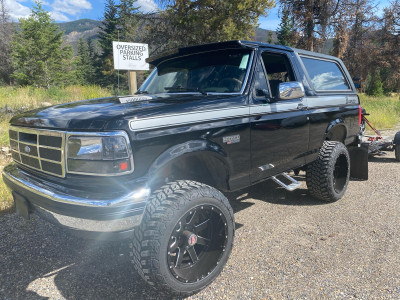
[297,103,308,110]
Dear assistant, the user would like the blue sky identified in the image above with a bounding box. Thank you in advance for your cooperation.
[5,0,390,31]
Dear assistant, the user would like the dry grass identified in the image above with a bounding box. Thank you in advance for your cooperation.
[360,94,400,130]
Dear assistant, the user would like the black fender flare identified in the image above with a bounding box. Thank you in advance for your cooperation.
[146,139,231,190]
[324,118,347,143]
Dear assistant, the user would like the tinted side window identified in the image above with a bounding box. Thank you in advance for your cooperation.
[301,57,350,91]
[261,52,295,98]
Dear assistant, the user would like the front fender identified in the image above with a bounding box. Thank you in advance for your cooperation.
[146,139,230,190]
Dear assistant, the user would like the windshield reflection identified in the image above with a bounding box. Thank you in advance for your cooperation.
[139,49,252,95]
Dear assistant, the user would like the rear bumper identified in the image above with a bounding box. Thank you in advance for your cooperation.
[2,163,150,237]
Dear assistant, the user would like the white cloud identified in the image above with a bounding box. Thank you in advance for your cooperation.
[50,10,70,21]
[137,0,158,13]
[4,0,31,20]
[51,0,92,16]
[311,72,347,90]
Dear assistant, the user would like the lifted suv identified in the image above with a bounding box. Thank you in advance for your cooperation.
[3,41,363,296]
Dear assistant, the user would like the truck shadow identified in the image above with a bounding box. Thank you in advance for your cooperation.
[368,155,398,164]
[227,175,325,213]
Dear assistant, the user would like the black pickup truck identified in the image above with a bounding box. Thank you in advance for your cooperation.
[3,40,364,296]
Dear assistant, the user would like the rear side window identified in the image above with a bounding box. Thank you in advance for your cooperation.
[301,57,350,91]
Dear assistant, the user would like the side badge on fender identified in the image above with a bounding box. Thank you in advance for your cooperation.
[223,135,240,145]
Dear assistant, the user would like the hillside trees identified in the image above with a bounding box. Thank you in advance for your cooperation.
[11,1,75,88]
[377,1,400,93]
[0,0,14,85]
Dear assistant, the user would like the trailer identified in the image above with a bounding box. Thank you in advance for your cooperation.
[361,110,400,161]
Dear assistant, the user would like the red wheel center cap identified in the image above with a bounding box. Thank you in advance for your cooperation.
[188,234,197,246]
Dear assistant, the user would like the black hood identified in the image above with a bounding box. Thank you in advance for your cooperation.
[10,94,239,131]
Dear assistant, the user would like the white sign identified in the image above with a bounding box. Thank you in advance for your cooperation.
[113,42,149,71]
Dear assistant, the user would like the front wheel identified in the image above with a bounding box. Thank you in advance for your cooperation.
[306,141,350,202]
[130,180,235,297]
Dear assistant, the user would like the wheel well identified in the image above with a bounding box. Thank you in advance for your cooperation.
[150,154,229,191]
[326,125,346,143]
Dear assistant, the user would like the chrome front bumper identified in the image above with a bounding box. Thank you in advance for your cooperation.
[3,163,150,236]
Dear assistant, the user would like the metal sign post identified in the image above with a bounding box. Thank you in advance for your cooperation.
[113,42,149,95]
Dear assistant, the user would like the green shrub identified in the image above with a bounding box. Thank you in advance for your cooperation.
[366,71,384,96]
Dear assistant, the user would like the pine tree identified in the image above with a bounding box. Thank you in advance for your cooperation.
[366,71,384,96]
[76,37,95,84]
[0,0,14,85]
[11,1,75,88]
[267,31,274,44]
[117,0,140,41]
[276,10,295,47]
[145,0,275,54]
[99,0,119,62]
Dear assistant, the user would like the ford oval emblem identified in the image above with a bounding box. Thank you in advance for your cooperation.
[24,146,31,153]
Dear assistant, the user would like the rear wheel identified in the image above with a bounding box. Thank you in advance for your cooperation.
[130,180,234,297]
[306,141,350,202]
[395,145,400,162]
[394,132,400,162]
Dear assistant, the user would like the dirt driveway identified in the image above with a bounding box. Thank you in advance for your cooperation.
[1,152,399,299]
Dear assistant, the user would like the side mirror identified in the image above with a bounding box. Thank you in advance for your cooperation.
[278,82,305,100]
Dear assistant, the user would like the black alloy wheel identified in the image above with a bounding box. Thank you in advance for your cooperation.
[168,205,228,283]
[333,153,349,193]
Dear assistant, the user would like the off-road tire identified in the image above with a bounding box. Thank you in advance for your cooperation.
[306,141,350,202]
[394,132,400,162]
[130,180,235,297]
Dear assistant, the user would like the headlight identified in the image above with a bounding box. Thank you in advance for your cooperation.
[66,133,133,176]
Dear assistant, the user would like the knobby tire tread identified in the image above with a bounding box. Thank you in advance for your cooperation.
[306,141,349,202]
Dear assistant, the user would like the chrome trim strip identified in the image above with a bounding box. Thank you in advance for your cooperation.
[249,101,302,115]
[65,131,135,176]
[2,167,150,207]
[305,96,348,108]
[129,106,250,131]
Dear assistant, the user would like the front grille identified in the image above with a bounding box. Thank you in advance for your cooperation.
[9,126,65,177]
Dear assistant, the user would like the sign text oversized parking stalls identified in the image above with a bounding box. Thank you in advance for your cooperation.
[113,42,149,71]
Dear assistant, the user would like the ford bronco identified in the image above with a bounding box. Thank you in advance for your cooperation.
[3,40,364,296]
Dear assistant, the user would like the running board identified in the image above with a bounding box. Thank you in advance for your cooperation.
[271,172,300,191]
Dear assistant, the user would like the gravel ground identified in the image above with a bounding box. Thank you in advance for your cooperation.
[1,147,399,299]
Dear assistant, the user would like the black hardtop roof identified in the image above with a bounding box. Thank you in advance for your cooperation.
[147,40,342,66]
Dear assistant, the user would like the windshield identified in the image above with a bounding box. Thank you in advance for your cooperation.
[139,49,252,95]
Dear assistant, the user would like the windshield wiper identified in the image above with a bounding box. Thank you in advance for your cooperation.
[135,90,148,94]
[164,87,208,95]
